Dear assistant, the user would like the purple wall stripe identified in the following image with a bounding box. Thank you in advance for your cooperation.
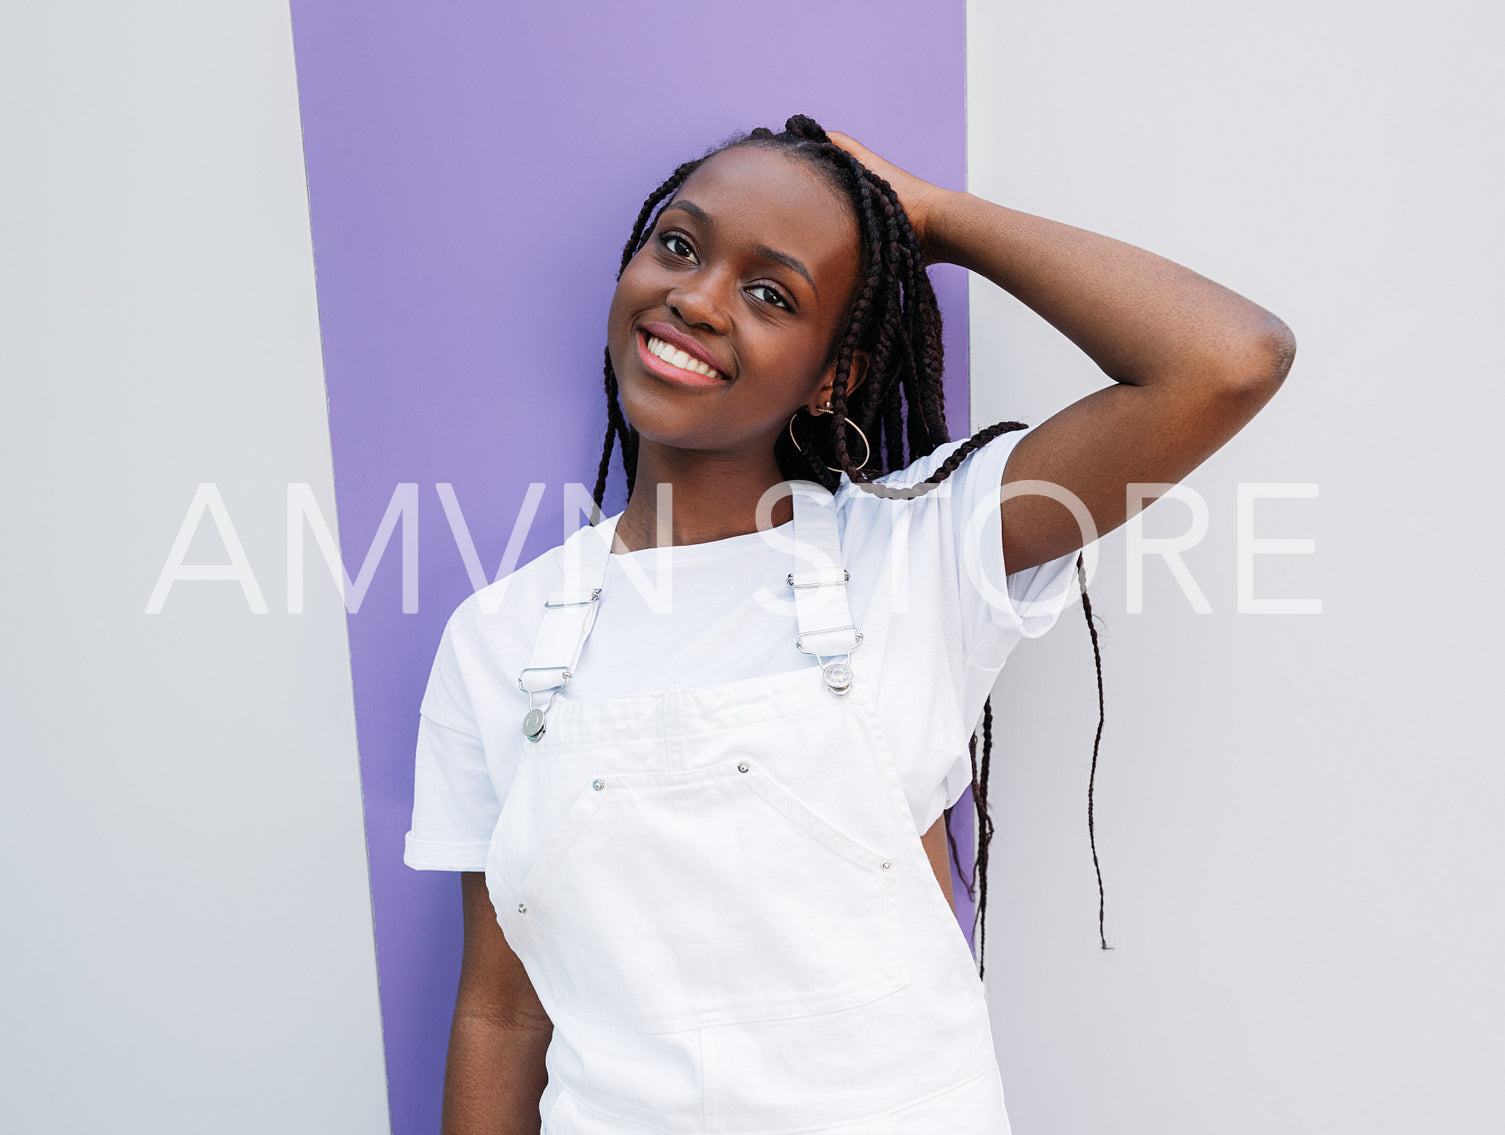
[288,3,969,1128]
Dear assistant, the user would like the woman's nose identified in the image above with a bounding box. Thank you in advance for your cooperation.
[667,276,731,333]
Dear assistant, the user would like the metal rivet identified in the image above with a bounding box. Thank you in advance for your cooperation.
[737,762,750,773]
[823,661,854,695]
[592,778,605,791]
[517,902,527,914]
[880,860,893,871]
[521,707,546,741]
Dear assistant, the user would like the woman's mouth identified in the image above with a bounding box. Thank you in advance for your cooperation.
[636,329,727,387]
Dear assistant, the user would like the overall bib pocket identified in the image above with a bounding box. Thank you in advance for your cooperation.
[507,760,908,1034]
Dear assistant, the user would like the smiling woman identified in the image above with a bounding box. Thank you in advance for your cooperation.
[608,147,863,455]
[403,115,1293,1134]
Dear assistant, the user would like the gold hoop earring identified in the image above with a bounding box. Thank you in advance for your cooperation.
[786,408,871,473]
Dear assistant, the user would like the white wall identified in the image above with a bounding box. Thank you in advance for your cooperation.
[0,4,389,1131]
[968,1,1504,1132]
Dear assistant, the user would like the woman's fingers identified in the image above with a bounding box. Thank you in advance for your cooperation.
[825,130,951,262]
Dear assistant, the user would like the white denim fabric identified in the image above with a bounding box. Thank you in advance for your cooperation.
[482,484,1012,1133]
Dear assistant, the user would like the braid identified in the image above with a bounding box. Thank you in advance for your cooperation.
[620,157,703,271]
[598,114,1112,966]
[593,159,702,513]
[592,348,629,507]
[881,389,905,474]
[845,418,1028,501]
[1079,552,1111,950]
[973,699,996,977]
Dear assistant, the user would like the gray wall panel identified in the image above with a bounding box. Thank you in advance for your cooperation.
[0,4,389,1132]
[967,1,1503,1132]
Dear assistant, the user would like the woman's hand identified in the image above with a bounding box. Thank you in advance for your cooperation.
[825,131,957,265]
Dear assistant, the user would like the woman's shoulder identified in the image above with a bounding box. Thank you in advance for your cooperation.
[441,520,605,643]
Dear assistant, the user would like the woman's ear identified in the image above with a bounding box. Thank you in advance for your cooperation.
[810,350,871,413]
[847,349,871,397]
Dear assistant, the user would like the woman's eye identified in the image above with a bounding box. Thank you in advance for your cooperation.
[748,284,789,310]
[661,234,697,261]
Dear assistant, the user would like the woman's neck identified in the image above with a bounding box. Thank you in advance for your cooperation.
[614,444,795,553]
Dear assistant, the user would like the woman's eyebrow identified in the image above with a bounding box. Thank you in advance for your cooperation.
[664,200,712,226]
[662,199,817,298]
[752,245,817,297]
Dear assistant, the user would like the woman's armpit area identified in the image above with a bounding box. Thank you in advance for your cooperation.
[920,817,956,915]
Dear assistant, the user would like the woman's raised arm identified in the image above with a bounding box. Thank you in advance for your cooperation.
[829,131,1296,573]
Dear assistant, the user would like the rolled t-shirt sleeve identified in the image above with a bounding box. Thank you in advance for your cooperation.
[946,425,1087,668]
[404,608,500,871]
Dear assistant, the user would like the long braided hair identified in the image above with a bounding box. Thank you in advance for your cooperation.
[590,115,1110,971]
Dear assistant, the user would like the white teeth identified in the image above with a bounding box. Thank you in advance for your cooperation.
[647,335,721,380]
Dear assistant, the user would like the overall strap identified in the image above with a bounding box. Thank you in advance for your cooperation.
[516,484,862,744]
[517,515,618,742]
[788,481,862,695]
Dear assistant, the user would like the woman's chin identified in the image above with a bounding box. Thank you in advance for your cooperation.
[617,389,717,447]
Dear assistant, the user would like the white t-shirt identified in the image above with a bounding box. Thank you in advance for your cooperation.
[405,426,1083,872]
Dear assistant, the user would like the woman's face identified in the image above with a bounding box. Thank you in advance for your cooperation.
[607,145,863,461]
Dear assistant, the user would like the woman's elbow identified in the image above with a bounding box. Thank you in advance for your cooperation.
[1220,312,1297,404]
[1258,313,1298,386]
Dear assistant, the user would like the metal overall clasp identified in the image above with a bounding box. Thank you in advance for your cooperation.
[517,667,569,742]
[795,625,864,696]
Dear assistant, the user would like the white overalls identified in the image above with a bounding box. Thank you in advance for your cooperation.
[489,481,1011,1134]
